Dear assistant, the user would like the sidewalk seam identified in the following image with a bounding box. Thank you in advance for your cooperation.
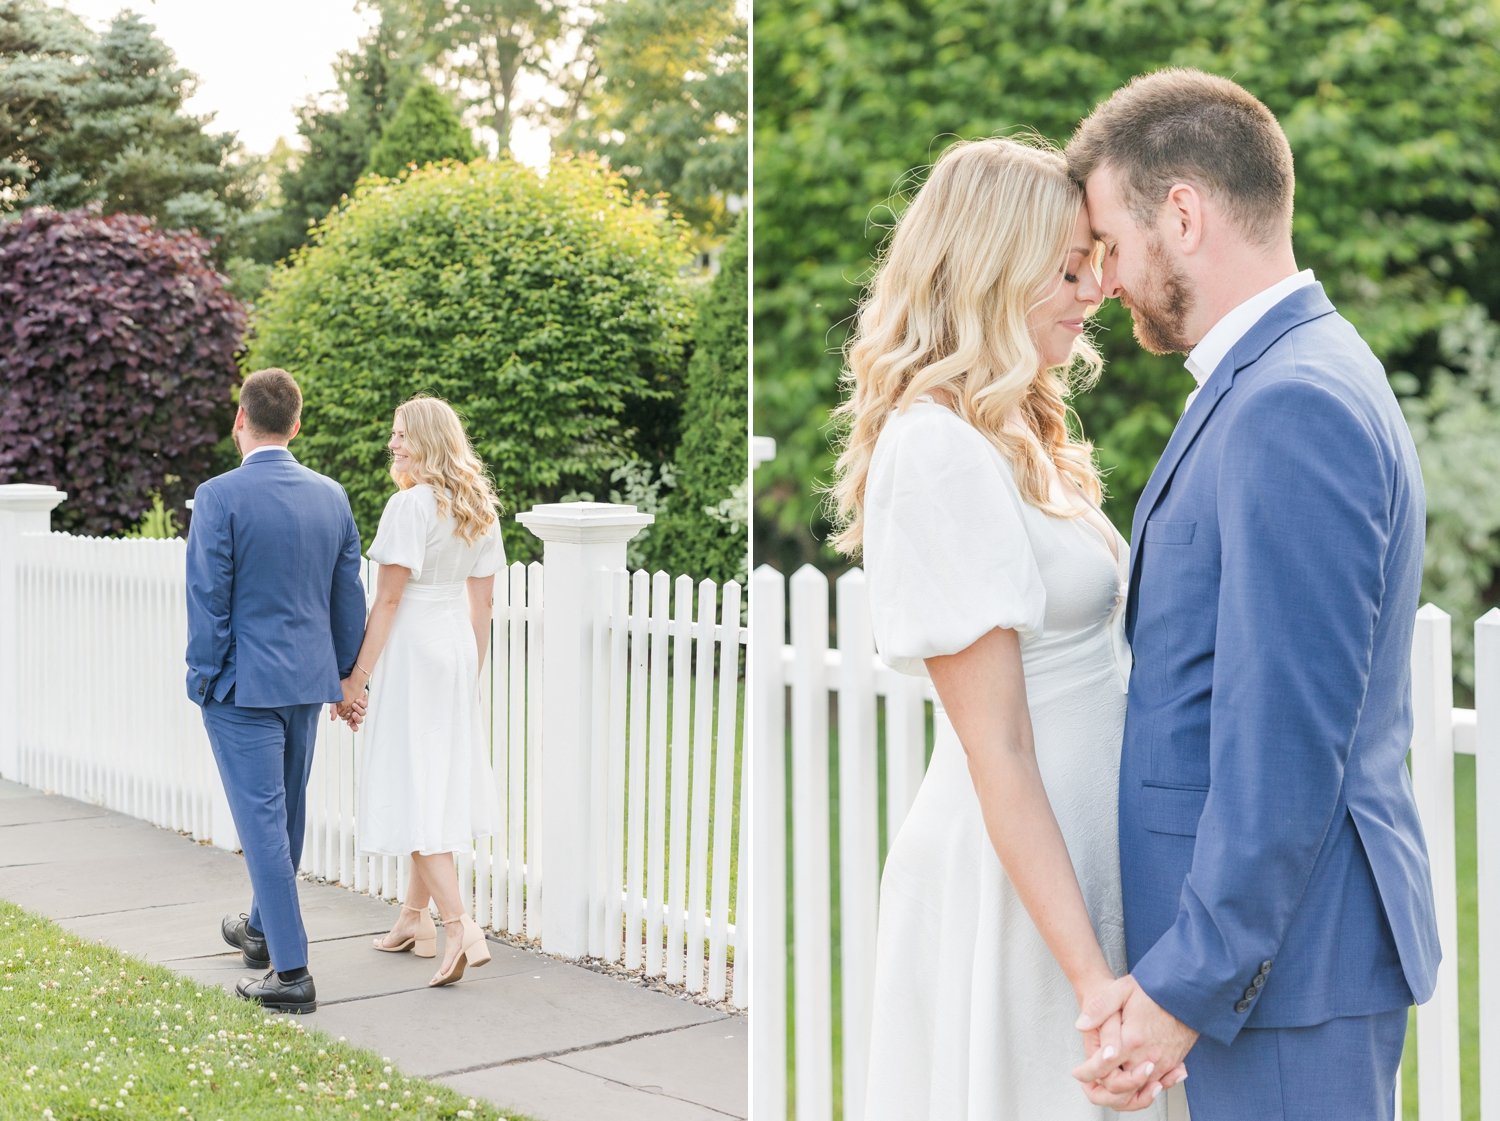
[432,1017,728,1076]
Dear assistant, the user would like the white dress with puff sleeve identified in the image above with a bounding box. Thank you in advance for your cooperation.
[862,402,1168,1121]
[357,484,505,857]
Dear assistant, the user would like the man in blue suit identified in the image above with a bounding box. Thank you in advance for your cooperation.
[1066,71,1440,1118]
[186,367,366,1013]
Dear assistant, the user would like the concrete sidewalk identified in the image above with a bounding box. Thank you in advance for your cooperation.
[0,778,746,1121]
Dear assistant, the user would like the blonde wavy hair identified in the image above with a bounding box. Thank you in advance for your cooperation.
[829,136,1105,556]
[390,394,501,544]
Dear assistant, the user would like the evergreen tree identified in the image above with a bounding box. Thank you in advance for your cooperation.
[0,0,92,207]
[258,16,420,264]
[366,80,478,177]
[3,10,257,264]
[641,215,749,582]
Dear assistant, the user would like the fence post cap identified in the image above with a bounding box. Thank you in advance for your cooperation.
[0,483,67,514]
[516,501,654,544]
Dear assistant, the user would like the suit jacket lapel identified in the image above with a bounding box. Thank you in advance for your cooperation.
[1124,284,1339,632]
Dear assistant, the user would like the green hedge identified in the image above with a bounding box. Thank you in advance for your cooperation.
[244,156,694,562]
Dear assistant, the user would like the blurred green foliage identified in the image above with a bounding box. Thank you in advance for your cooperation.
[366,80,478,177]
[752,0,1500,609]
[243,156,695,563]
[560,0,748,247]
[254,16,420,267]
[640,216,749,583]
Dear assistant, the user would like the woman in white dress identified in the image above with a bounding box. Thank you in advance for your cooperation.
[342,394,505,987]
[829,137,1185,1117]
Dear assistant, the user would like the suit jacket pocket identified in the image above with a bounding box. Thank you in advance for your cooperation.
[1141,782,1209,837]
[1143,518,1196,545]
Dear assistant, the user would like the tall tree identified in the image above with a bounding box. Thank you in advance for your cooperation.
[258,15,421,264]
[0,0,92,207]
[373,0,578,153]
[561,0,746,240]
[2,9,259,267]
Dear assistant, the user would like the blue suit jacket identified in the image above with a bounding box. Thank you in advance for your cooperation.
[185,447,366,709]
[1120,283,1440,1046]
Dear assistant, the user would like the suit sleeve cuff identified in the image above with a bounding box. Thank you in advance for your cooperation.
[1134,934,1277,1047]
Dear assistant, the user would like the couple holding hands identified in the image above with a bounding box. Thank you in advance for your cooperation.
[185,370,505,1014]
[840,71,1441,1119]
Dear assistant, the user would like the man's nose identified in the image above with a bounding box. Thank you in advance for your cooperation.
[1100,256,1122,300]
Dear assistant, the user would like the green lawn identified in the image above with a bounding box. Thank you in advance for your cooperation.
[790,720,1482,1120]
[0,900,535,1121]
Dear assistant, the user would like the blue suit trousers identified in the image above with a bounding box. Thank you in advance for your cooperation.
[201,695,321,971]
[1183,1010,1407,1120]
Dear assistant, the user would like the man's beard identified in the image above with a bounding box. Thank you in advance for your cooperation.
[1122,234,1195,355]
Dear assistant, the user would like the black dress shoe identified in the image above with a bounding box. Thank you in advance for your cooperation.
[221,913,270,969]
[235,969,317,1014]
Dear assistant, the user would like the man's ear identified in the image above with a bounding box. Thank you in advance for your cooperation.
[288,418,302,442]
[232,405,246,432]
[1165,182,1204,255]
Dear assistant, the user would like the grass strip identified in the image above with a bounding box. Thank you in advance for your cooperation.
[0,899,539,1121]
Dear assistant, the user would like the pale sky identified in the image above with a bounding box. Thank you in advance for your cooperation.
[58,0,553,167]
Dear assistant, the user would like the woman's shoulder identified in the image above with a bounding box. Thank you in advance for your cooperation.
[380,484,438,524]
[875,400,1009,472]
[388,483,437,506]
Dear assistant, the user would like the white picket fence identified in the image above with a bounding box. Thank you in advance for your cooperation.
[0,485,745,1008]
[751,561,1500,1121]
[591,569,747,1003]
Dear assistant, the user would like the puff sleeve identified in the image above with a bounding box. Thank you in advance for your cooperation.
[470,517,506,579]
[863,406,1046,677]
[368,487,431,578]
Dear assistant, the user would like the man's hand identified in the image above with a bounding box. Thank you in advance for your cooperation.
[328,678,369,731]
[1073,974,1194,1109]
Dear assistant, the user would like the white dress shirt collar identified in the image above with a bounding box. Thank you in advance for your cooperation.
[241,443,290,462]
[1184,269,1317,387]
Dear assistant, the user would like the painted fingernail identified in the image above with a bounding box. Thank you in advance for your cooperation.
[1142,1063,1155,1076]
[1152,1085,1163,1100]
[1102,1046,1116,1060]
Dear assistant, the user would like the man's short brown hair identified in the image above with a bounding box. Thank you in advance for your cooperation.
[1066,68,1294,245]
[240,368,302,438]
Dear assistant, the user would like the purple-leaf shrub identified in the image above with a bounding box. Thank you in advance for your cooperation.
[0,209,245,535]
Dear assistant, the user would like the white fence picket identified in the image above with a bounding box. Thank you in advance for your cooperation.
[666,574,695,986]
[789,564,834,1121]
[1412,606,1462,1121]
[709,580,743,1001]
[835,568,878,1121]
[751,564,789,1121]
[1476,609,1500,1121]
[686,578,719,994]
[645,570,672,978]
[625,569,651,969]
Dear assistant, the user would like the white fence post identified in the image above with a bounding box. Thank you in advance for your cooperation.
[0,484,67,782]
[1476,608,1500,1121]
[1411,604,1462,1119]
[515,501,652,958]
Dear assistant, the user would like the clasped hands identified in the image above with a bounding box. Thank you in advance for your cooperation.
[328,675,368,731]
[1073,974,1196,1111]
